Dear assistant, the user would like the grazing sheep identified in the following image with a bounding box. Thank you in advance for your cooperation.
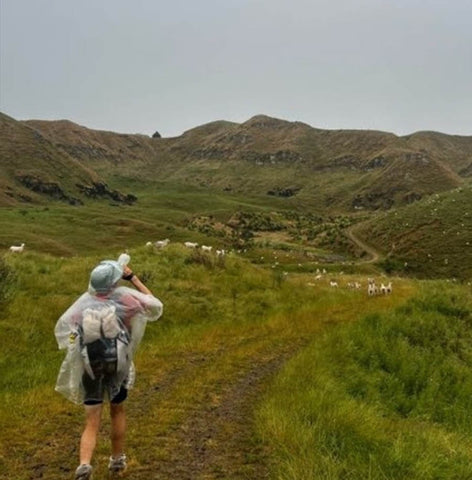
[329,280,338,288]
[184,241,198,248]
[216,249,226,257]
[385,282,392,294]
[354,282,362,289]
[146,241,153,247]
[201,245,213,252]
[314,274,322,280]
[154,239,170,248]
[9,243,25,253]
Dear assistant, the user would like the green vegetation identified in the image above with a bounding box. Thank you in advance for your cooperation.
[357,184,472,279]
[0,242,416,479]
[258,283,472,479]
[1,114,472,478]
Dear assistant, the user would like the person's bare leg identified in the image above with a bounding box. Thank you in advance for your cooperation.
[110,402,126,457]
[79,404,103,465]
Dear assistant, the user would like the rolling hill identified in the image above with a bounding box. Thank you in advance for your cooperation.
[12,114,471,213]
[1,112,471,279]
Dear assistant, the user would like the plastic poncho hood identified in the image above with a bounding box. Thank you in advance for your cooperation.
[55,284,163,404]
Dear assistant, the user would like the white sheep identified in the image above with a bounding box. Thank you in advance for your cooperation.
[146,241,153,247]
[201,245,212,252]
[184,241,199,248]
[154,239,170,248]
[368,279,378,296]
[216,249,226,257]
[9,243,25,253]
[329,280,338,288]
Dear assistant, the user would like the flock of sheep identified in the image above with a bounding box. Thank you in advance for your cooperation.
[146,239,227,257]
[308,270,393,296]
[8,240,394,296]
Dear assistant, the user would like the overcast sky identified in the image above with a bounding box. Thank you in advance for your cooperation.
[1,0,471,137]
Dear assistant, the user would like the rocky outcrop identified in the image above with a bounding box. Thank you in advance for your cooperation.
[267,186,301,197]
[76,182,137,204]
[15,175,83,205]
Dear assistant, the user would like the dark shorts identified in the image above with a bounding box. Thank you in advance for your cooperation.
[82,361,128,406]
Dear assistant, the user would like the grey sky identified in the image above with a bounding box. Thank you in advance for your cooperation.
[1,0,471,137]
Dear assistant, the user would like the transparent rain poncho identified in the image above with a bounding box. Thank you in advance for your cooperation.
[55,260,163,404]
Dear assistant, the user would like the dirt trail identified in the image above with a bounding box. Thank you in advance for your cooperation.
[123,347,296,480]
[345,225,381,263]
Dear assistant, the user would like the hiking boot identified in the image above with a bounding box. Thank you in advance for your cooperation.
[75,463,92,480]
[108,453,127,476]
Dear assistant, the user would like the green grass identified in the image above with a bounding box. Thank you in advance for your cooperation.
[1,208,471,479]
[0,241,416,479]
[357,183,472,280]
[257,282,472,479]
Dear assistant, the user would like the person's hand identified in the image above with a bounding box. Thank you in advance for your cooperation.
[122,265,134,279]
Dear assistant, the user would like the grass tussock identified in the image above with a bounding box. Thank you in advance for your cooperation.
[257,283,472,480]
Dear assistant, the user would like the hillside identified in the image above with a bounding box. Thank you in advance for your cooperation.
[0,113,100,205]
[0,114,141,206]
[10,114,470,213]
[354,184,472,280]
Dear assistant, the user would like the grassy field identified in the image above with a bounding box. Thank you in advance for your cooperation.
[1,184,471,479]
[257,283,472,479]
[0,181,292,257]
[3,239,470,479]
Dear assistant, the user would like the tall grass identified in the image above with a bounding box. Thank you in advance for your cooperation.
[257,283,472,479]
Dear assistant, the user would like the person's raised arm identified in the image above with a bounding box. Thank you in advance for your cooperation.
[122,265,153,295]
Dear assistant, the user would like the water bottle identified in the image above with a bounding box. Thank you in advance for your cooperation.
[117,253,130,267]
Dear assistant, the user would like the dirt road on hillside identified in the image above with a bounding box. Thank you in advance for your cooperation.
[345,225,381,263]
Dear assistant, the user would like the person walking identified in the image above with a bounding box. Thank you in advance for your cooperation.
[54,255,163,479]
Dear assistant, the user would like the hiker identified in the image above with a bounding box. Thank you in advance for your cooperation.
[54,256,163,479]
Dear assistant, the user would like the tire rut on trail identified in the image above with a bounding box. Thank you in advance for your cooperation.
[124,348,297,480]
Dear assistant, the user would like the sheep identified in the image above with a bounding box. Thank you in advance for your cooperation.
[368,279,378,296]
[385,282,393,294]
[184,241,198,248]
[9,243,25,253]
[354,282,362,289]
[380,283,387,295]
[154,239,170,248]
[329,280,338,288]
[216,249,226,257]
[146,241,153,247]
[201,245,212,252]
